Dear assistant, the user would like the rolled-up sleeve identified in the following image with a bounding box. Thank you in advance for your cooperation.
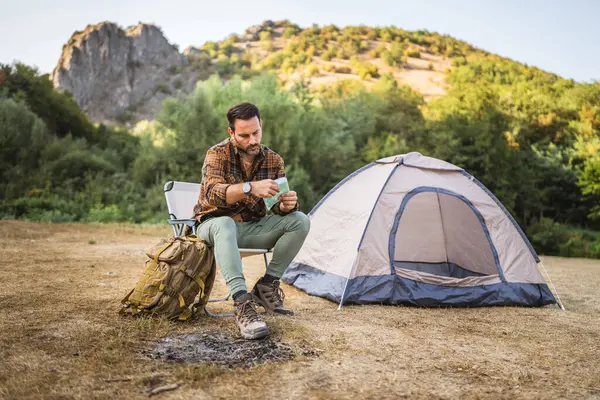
[201,149,230,208]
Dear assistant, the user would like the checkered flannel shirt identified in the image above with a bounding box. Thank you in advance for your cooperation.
[193,138,298,223]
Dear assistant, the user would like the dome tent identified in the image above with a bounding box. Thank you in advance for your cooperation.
[282,152,558,308]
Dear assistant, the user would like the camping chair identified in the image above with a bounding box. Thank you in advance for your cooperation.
[163,181,271,317]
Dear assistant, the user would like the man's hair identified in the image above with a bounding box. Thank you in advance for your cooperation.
[227,102,261,132]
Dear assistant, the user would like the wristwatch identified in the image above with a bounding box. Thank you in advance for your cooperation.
[242,181,252,195]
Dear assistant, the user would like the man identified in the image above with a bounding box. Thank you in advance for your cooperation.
[193,102,310,340]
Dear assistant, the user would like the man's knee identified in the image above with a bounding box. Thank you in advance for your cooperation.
[286,211,310,235]
[211,216,237,238]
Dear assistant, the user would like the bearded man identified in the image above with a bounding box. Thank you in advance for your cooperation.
[193,102,310,339]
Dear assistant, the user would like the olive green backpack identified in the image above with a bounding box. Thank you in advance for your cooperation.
[119,235,216,321]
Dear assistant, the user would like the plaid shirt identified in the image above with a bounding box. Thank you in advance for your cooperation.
[193,138,298,223]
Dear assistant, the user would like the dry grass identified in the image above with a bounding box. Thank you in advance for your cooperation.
[1,220,599,399]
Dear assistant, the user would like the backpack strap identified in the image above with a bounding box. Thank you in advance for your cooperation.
[151,241,175,267]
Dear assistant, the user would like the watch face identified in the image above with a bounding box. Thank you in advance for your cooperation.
[243,182,251,194]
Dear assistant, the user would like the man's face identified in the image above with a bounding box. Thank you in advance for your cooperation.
[229,116,262,156]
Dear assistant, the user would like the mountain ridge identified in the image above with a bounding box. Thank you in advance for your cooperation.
[51,19,562,125]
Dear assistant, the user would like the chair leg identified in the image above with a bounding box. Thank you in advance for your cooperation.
[208,294,231,302]
[263,252,269,269]
[192,299,234,318]
[203,306,234,318]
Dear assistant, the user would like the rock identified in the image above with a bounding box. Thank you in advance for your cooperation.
[182,46,202,56]
[244,20,275,41]
[51,22,185,123]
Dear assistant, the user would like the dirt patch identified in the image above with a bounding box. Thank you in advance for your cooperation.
[148,332,295,367]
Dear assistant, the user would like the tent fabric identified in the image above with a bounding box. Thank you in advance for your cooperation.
[282,152,557,308]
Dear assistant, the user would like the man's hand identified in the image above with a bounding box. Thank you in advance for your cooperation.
[279,191,298,213]
[251,179,280,198]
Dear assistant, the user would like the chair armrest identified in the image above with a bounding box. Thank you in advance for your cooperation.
[167,219,197,227]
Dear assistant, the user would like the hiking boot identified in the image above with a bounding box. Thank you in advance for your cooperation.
[251,278,294,316]
[234,293,269,340]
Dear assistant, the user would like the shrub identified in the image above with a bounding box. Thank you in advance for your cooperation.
[351,58,379,80]
[407,49,422,59]
[306,64,320,77]
[379,28,393,42]
[527,218,570,255]
[87,204,125,223]
[259,31,272,41]
[155,82,171,94]
[527,218,600,258]
[283,27,299,38]
[321,48,335,61]
[366,29,378,40]
[201,41,219,56]
[334,65,352,74]
[404,48,421,58]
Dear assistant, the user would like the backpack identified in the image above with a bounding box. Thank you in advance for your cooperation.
[119,235,216,321]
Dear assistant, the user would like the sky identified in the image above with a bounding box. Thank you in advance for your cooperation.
[1,0,598,82]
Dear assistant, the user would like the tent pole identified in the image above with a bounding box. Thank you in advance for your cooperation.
[338,252,360,311]
[337,278,350,311]
[539,261,565,310]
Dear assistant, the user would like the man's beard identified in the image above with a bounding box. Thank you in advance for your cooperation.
[233,138,261,156]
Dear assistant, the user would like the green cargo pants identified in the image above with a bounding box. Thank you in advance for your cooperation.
[196,212,310,296]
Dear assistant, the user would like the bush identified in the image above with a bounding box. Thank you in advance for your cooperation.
[2,196,82,222]
[324,64,351,74]
[25,209,78,223]
[86,204,125,223]
[321,48,335,61]
[366,29,378,40]
[337,48,349,60]
[351,58,379,80]
[283,27,299,38]
[306,64,320,77]
[404,48,421,58]
[527,218,600,258]
[259,31,272,41]
[155,82,171,94]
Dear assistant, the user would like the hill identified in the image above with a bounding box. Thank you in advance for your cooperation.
[51,20,487,124]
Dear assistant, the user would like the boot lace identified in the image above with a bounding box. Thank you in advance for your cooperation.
[268,281,285,307]
[238,299,262,323]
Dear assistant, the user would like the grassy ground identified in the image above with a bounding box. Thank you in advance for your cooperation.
[0,220,599,399]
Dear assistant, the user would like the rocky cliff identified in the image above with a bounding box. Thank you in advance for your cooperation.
[52,22,192,123]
